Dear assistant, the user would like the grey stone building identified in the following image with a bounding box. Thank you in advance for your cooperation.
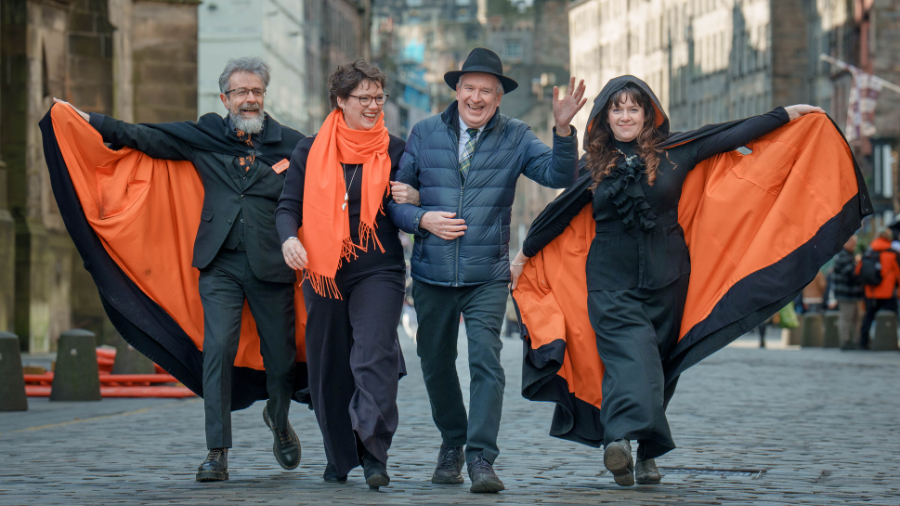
[0,0,200,352]
[198,0,372,135]
[567,0,899,227]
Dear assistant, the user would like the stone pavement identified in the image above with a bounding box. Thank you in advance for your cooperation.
[2,324,899,506]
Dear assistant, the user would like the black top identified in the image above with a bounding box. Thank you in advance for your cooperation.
[523,107,790,291]
[276,134,407,275]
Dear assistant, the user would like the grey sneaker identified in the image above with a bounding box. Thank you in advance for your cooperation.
[635,455,661,484]
[604,439,634,486]
[432,443,465,484]
[467,453,505,493]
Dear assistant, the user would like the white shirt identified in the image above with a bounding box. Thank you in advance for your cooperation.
[458,116,484,163]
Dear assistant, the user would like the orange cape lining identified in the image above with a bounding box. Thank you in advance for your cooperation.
[50,105,306,371]
[513,113,860,411]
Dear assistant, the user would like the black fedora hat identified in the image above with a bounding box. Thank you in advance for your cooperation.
[444,48,519,93]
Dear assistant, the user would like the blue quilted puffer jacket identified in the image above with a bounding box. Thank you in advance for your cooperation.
[388,101,578,287]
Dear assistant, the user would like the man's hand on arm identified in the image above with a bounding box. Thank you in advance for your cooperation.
[53,98,89,122]
[552,76,588,137]
[419,212,466,241]
[281,238,308,270]
[391,181,421,206]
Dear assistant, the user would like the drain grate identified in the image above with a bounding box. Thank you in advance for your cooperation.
[659,467,765,479]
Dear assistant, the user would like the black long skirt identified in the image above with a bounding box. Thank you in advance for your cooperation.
[586,273,689,460]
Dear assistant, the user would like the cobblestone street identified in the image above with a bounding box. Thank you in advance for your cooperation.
[2,324,898,506]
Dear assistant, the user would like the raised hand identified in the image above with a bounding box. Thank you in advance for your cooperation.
[52,97,89,122]
[552,76,588,137]
[784,104,825,121]
[391,181,421,206]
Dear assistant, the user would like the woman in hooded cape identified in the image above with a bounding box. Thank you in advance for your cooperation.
[510,76,870,486]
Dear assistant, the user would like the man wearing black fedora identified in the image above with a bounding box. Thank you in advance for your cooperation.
[388,47,586,493]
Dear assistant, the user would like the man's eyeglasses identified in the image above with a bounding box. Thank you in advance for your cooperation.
[224,88,267,99]
[348,94,388,106]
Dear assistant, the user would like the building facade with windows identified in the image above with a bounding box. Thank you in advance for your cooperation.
[1,0,200,351]
[198,0,371,135]
[568,0,900,227]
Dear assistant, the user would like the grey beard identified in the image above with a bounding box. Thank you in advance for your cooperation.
[230,109,266,135]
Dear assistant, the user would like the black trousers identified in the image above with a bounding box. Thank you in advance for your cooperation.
[302,267,406,478]
[198,249,296,449]
[587,274,690,460]
[413,279,509,465]
[860,297,898,348]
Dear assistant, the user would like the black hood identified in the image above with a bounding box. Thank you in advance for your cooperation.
[585,75,670,150]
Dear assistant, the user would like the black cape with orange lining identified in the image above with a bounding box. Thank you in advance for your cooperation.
[39,104,310,410]
[512,75,872,449]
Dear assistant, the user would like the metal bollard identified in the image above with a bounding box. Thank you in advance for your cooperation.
[822,311,840,348]
[111,334,155,375]
[50,329,101,402]
[785,314,804,346]
[801,313,824,347]
[0,332,28,411]
[871,310,900,351]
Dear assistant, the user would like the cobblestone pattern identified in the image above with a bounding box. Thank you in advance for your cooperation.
[1,327,898,505]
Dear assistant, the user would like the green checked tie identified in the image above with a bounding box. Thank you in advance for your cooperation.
[459,128,480,180]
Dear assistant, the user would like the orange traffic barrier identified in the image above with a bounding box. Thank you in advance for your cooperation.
[25,373,180,386]
[24,348,194,398]
[26,385,196,398]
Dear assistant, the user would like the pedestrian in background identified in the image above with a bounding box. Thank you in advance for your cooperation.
[802,270,828,313]
[832,234,864,349]
[857,229,900,349]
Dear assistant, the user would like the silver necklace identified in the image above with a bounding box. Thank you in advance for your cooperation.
[341,163,360,211]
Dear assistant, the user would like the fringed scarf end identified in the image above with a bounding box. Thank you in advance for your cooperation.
[305,270,343,299]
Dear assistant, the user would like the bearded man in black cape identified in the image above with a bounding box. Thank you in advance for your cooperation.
[52,57,304,481]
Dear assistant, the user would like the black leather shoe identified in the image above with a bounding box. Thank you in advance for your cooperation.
[196,448,228,482]
[362,452,390,490]
[432,443,465,484]
[323,463,348,484]
[467,453,505,493]
[263,406,301,469]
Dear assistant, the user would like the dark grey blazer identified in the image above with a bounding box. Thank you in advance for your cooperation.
[90,113,302,284]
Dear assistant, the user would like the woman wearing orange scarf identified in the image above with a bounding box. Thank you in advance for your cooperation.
[275,60,406,489]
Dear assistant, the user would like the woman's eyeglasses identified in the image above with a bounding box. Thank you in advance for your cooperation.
[348,94,389,106]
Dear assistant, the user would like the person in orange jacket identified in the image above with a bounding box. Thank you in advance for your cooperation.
[856,229,900,348]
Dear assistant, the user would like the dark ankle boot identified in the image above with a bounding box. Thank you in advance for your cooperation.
[323,463,347,484]
[362,452,390,490]
[196,448,228,482]
[604,439,634,486]
[263,406,301,469]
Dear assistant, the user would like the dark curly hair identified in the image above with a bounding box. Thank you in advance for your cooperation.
[327,59,387,109]
[586,84,668,188]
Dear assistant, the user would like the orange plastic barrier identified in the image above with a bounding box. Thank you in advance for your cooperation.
[24,373,180,386]
[26,385,196,398]
[24,348,194,398]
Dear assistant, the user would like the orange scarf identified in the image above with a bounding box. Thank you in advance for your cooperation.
[302,109,391,297]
